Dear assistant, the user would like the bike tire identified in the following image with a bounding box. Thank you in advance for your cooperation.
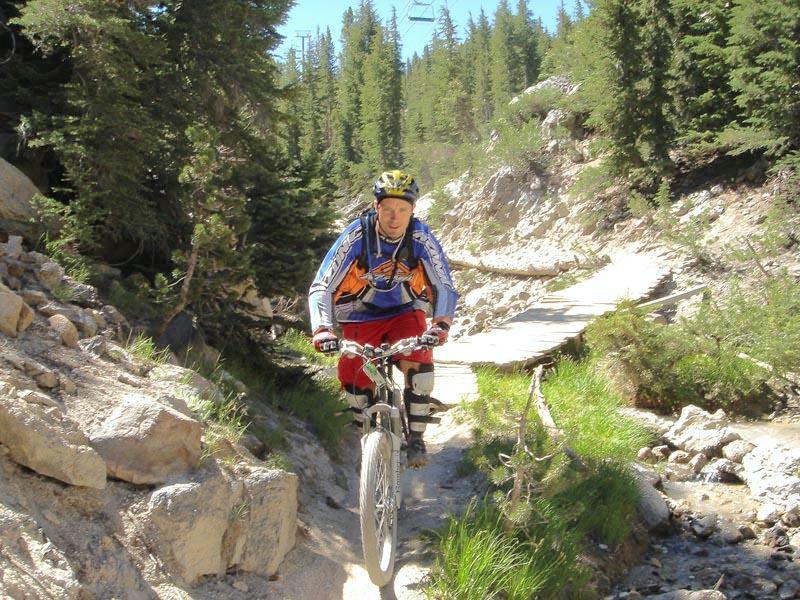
[359,429,398,587]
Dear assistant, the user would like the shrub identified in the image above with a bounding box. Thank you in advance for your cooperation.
[427,499,585,600]
[584,282,795,416]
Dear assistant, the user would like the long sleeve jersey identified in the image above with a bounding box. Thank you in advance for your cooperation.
[308,211,458,332]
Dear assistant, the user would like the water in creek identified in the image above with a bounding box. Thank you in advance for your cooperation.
[609,477,800,599]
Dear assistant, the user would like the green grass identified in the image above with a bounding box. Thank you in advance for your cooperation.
[186,390,250,462]
[51,281,81,303]
[542,359,653,462]
[427,499,585,600]
[123,332,170,365]
[224,358,350,457]
[429,360,649,598]
[276,328,336,366]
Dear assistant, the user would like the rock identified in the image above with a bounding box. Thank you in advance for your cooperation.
[17,389,59,409]
[0,235,24,259]
[59,376,77,395]
[688,452,709,473]
[700,458,744,483]
[151,364,223,404]
[757,503,783,526]
[652,444,671,460]
[100,304,127,326]
[37,261,64,291]
[668,450,691,464]
[70,310,98,337]
[48,314,79,347]
[722,439,755,463]
[738,523,757,540]
[790,530,800,549]
[741,444,800,503]
[35,370,59,389]
[631,463,662,488]
[63,278,99,307]
[142,471,234,583]
[665,463,696,482]
[240,434,266,458]
[0,158,39,222]
[762,524,789,548]
[779,580,799,600]
[233,468,298,576]
[0,392,106,488]
[0,289,33,337]
[78,335,108,356]
[637,447,656,463]
[691,514,718,539]
[142,465,297,583]
[781,503,800,528]
[157,311,194,354]
[18,288,47,306]
[645,590,726,599]
[89,394,202,484]
[23,250,50,265]
[715,519,744,544]
[664,405,741,457]
[633,468,670,532]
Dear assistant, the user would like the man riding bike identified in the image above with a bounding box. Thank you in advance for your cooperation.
[308,169,458,467]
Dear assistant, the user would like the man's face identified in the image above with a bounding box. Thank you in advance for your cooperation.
[374,196,413,239]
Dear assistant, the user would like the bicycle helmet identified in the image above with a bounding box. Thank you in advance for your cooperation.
[372,169,420,203]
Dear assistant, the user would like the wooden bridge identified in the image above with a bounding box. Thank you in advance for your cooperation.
[435,252,670,371]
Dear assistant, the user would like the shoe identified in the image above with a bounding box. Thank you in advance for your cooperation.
[406,433,428,468]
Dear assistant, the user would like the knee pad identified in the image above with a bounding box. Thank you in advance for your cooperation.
[408,363,435,396]
[404,364,436,433]
[344,386,372,424]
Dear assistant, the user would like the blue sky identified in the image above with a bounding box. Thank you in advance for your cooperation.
[276,1,581,63]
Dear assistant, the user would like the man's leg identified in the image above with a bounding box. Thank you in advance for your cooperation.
[400,360,435,467]
[339,320,388,427]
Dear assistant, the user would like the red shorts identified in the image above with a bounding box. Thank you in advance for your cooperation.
[338,310,432,390]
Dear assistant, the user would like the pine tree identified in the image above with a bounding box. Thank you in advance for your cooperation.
[471,9,494,125]
[490,0,517,114]
[725,0,800,157]
[428,6,471,141]
[670,0,737,150]
[360,26,396,169]
[639,0,675,175]
[513,0,541,88]
[386,9,403,166]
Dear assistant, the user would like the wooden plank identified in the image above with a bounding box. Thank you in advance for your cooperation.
[637,284,707,310]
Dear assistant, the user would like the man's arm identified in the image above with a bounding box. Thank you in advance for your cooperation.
[308,221,363,333]
[412,225,458,324]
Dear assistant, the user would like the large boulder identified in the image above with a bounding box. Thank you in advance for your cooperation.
[143,473,234,583]
[0,385,106,489]
[664,405,741,457]
[0,288,33,337]
[88,394,202,484]
[234,467,298,575]
[0,158,38,222]
[142,465,297,583]
[631,464,670,532]
[741,444,800,503]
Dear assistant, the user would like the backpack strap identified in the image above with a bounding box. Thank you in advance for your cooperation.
[358,209,418,270]
[358,208,375,270]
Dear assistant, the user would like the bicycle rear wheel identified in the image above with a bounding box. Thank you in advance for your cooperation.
[359,429,398,587]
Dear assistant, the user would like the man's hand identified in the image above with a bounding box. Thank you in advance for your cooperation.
[421,322,449,346]
[312,329,339,354]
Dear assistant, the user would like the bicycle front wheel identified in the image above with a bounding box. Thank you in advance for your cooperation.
[359,429,398,587]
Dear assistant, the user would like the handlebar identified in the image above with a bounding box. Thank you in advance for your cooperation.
[338,335,438,359]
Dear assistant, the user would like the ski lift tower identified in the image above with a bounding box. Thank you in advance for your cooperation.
[408,0,434,22]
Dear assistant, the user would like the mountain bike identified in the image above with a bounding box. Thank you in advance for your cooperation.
[338,335,439,587]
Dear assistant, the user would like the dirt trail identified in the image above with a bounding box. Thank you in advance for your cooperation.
[265,364,480,599]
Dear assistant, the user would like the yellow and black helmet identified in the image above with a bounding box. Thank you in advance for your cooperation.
[372,169,420,203]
